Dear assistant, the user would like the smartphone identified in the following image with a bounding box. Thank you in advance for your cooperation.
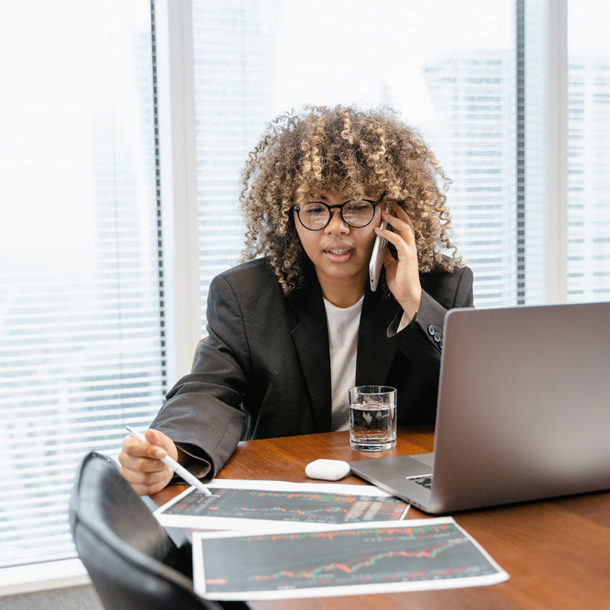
[368,219,390,292]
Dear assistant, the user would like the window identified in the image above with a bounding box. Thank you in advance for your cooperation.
[0,1,165,570]
[192,0,516,317]
[1,0,608,588]
[567,0,610,301]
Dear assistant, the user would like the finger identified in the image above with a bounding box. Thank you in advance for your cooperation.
[388,201,412,222]
[145,479,173,496]
[375,225,413,261]
[130,478,169,497]
[384,201,414,226]
[119,452,171,481]
[144,429,177,459]
[120,466,173,498]
[131,455,170,475]
[121,464,172,486]
[382,242,397,268]
[144,428,164,443]
[381,209,415,244]
[122,433,166,460]
[118,447,167,474]
[130,483,148,496]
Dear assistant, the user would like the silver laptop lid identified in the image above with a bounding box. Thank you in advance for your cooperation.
[428,301,610,512]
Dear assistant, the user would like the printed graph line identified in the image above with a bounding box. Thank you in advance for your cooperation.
[199,521,506,595]
[208,505,350,516]
[247,538,468,583]
[244,491,363,503]
[168,488,407,524]
[251,524,454,542]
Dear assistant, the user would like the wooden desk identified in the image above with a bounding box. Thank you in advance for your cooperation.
[153,426,610,609]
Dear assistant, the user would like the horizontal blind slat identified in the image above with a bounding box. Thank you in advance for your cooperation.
[0,0,164,570]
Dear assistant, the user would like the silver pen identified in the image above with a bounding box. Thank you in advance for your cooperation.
[126,426,212,496]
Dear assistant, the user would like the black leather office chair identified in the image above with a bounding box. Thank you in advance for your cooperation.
[69,451,225,610]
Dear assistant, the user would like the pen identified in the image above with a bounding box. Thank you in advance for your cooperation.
[125,426,212,496]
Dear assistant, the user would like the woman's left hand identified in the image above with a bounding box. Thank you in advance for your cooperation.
[374,203,422,321]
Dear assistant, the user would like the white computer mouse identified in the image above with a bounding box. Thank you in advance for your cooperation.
[305,459,351,481]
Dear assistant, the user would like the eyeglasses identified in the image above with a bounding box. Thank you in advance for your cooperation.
[292,192,385,231]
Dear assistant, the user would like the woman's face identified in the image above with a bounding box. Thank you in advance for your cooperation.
[293,190,382,302]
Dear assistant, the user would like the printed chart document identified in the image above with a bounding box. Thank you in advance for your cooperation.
[192,517,509,600]
[154,479,409,532]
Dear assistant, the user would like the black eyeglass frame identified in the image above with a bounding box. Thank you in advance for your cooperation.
[292,191,386,231]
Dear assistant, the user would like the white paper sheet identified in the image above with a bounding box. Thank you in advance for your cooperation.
[154,479,409,532]
[192,517,509,600]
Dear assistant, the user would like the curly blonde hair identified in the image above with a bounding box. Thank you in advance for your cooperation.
[240,105,460,293]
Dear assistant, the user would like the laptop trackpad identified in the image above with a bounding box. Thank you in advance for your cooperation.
[350,453,434,479]
[411,452,433,470]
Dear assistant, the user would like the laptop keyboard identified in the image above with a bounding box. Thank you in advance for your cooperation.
[406,474,433,489]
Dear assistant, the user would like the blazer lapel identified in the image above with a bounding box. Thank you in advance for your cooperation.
[356,289,399,386]
[288,269,332,432]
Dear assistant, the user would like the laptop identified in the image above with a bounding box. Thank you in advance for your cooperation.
[349,302,610,514]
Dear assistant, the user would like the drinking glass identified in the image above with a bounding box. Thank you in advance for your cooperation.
[349,385,397,451]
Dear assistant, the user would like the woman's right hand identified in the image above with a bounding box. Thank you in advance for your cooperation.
[119,428,178,496]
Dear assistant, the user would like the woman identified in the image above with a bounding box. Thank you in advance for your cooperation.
[119,105,473,495]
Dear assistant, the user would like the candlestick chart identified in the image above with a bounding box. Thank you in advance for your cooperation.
[200,522,501,595]
[165,487,407,524]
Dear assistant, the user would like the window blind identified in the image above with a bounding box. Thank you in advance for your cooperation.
[567,0,610,302]
[192,0,278,327]
[0,0,165,568]
[192,0,516,316]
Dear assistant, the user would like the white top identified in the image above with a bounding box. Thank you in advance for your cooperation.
[323,295,364,431]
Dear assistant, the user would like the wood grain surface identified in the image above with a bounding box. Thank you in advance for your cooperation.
[153,426,610,609]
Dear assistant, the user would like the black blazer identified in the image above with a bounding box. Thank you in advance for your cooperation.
[151,257,473,478]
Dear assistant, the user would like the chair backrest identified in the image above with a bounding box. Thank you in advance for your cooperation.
[69,451,219,610]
